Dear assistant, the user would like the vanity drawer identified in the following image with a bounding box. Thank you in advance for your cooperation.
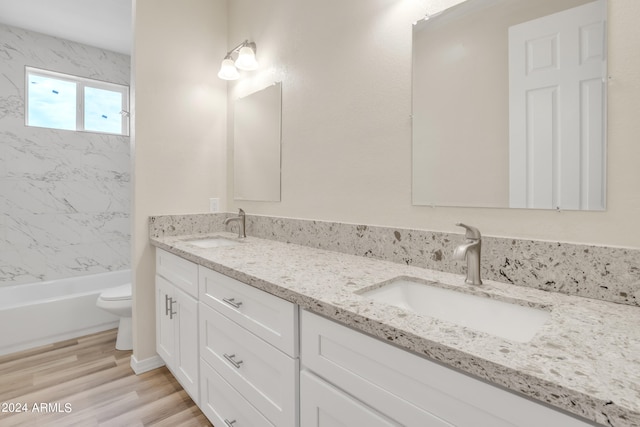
[300,370,400,427]
[156,249,198,298]
[301,310,591,427]
[200,358,275,427]
[200,303,298,427]
[198,266,297,356]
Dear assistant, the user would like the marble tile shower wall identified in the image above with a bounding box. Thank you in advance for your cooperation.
[0,24,131,286]
[150,213,640,307]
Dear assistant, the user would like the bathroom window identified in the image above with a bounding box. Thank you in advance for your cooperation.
[25,67,129,136]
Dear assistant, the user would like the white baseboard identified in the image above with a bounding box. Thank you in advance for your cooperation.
[130,354,165,374]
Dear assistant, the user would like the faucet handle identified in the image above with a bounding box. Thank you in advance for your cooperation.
[456,223,481,240]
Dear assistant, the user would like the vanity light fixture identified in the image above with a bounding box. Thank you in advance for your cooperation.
[217,40,259,80]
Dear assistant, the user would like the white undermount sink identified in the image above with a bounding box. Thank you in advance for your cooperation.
[185,237,239,249]
[359,278,550,343]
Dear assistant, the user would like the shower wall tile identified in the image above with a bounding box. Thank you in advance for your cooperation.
[0,23,131,287]
[0,181,73,215]
[0,247,46,285]
[46,240,130,278]
[82,212,130,242]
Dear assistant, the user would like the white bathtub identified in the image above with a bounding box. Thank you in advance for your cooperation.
[0,270,131,356]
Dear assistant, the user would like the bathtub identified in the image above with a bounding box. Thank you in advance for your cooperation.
[0,270,131,356]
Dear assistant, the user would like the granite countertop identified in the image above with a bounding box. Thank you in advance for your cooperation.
[150,232,640,427]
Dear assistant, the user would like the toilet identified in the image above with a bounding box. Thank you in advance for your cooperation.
[96,283,132,350]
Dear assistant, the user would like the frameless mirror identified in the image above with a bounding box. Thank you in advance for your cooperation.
[234,82,282,202]
[412,0,607,210]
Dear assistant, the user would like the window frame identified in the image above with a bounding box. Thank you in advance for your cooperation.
[25,66,130,136]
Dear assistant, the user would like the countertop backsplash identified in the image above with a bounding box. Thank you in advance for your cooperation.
[149,213,639,307]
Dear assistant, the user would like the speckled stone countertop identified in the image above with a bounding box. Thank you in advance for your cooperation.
[150,232,640,427]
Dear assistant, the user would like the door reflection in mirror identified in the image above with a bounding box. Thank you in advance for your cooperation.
[412,0,606,210]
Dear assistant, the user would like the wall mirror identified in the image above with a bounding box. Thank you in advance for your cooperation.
[234,82,282,202]
[412,0,607,210]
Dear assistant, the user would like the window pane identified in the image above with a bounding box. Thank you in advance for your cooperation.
[27,74,77,130]
[84,86,123,134]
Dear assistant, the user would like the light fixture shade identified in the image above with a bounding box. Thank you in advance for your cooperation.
[218,58,239,80]
[235,46,259,71]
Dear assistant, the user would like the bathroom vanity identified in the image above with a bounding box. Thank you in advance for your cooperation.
[151,233,640,427]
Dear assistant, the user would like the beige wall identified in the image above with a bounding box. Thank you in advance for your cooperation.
[131,0,228,361]
[226,0,640,249]
[132,0,639,359]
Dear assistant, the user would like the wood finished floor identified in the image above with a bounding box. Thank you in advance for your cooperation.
[0,329,213,426]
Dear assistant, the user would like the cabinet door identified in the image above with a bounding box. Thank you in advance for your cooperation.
[300,371,399,427]
[174,287,199,404]
[155,275,175,369]
[301,310,592,427]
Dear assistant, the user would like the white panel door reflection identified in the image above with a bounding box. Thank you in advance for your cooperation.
[508,0,606,210]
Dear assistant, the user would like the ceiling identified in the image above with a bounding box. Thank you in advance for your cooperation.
[0,0,132,55]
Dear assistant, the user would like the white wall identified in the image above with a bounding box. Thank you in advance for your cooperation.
[0,24,130,287]
[226,0,640,249]
[131,0,228,361]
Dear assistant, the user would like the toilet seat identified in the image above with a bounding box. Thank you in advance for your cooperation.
[99,284,131,302]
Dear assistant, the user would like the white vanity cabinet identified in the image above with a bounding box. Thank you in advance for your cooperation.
[198,266,299,427]
[300,310,593,427]
[152,246,599,427]
[155,249,200,404]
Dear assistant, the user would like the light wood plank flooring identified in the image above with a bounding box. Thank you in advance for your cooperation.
[0,329,213,426]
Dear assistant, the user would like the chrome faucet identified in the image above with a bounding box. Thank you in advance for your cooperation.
[452,223,482,285]
[224,208,246,238]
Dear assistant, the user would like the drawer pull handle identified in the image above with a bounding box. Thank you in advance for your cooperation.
[223,353,244,369]
[224,419,237,427]
[168,297,177,319]
[222,297,243,309]
[164,294,170,316]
